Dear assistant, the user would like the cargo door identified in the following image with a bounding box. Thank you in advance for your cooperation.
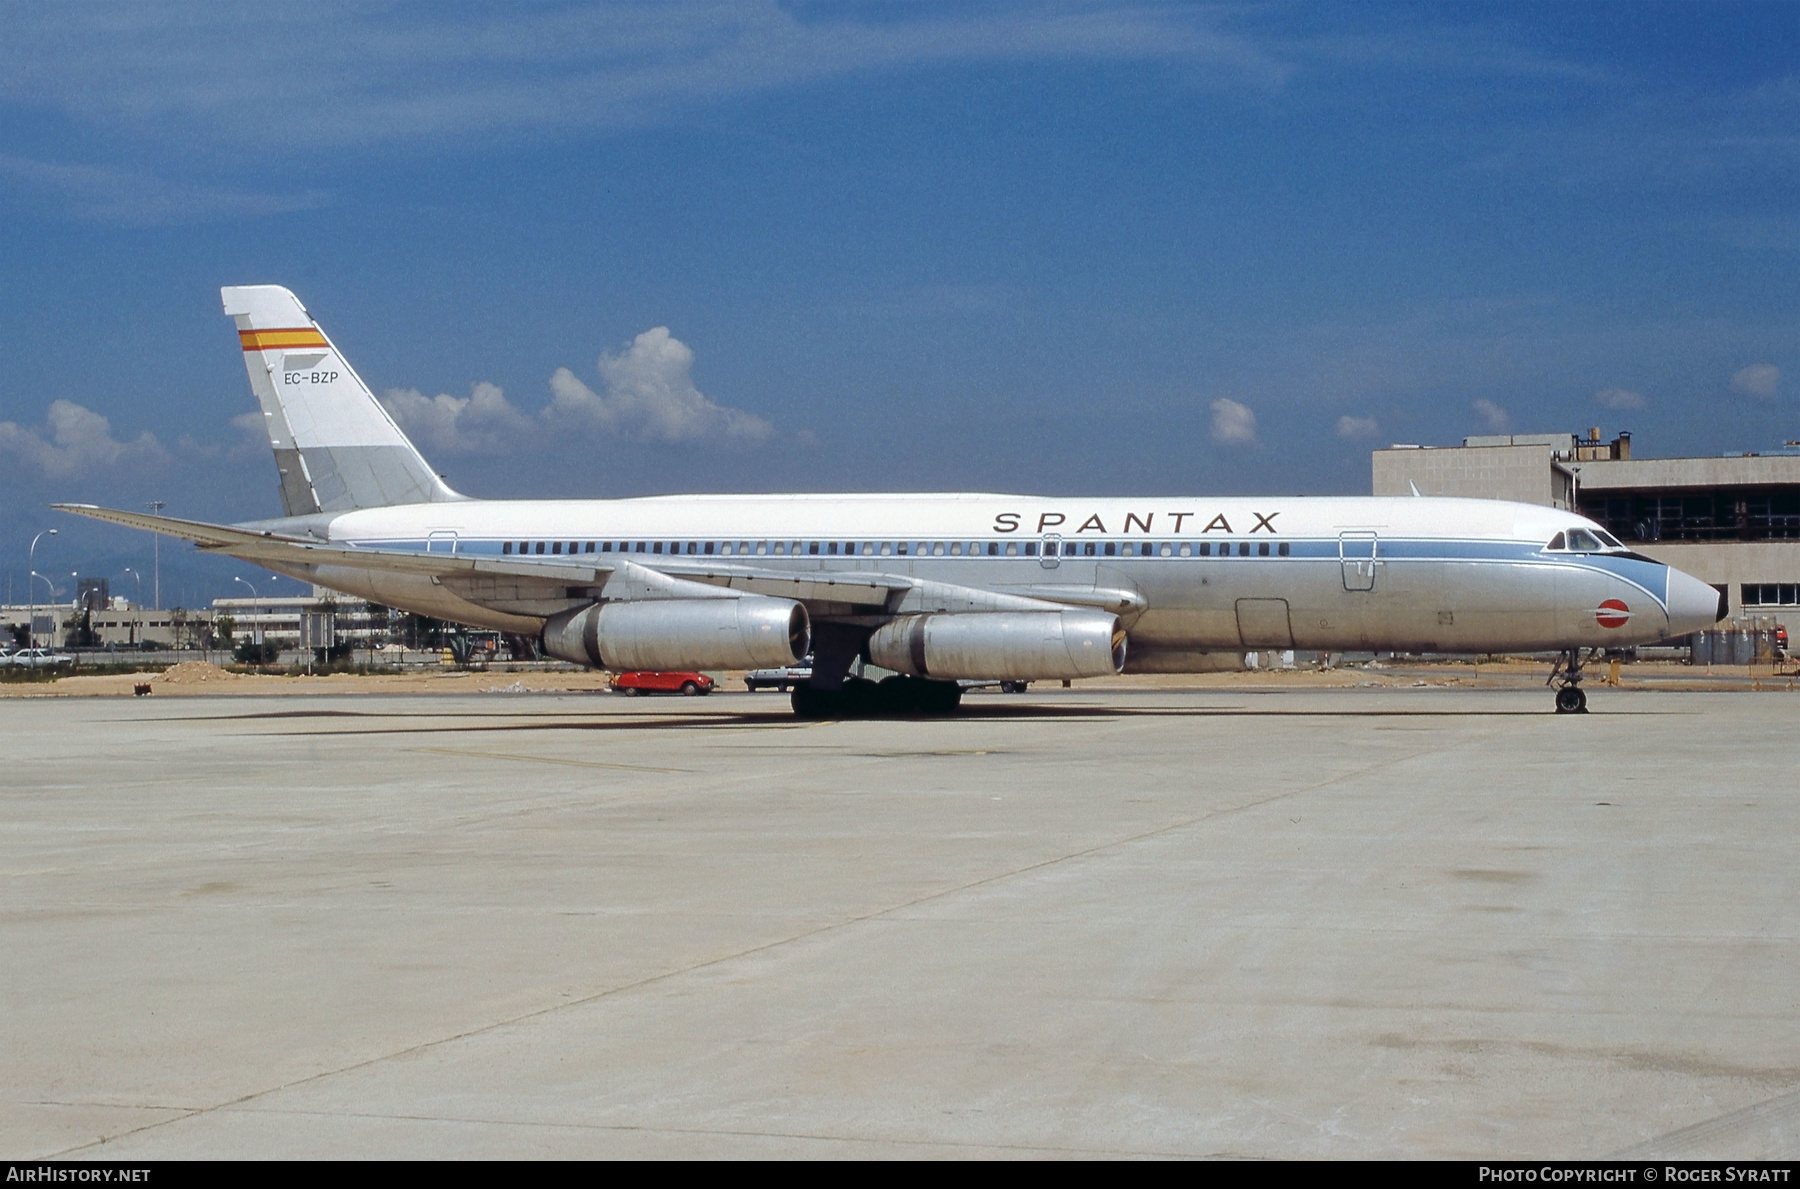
[1235,598,1294,647]
[1339,531,1377,591]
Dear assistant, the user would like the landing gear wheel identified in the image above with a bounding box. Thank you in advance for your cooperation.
[1549,647,1589,713]
[790,676,962,718]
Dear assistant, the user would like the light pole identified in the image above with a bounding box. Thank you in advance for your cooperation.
[233,577,264,651]
[122,568,142,647]
[27,529,57,650]
[147,500,164,609]
[28,573,52,650]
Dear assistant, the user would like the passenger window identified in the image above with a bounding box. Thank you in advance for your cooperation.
[535,542,545,555]
[1160,543,1172,557]
[847,543,858,556]
[1104,542,1116,556]
[986,542,998,556]
[1258,542,1269,557]
[502,542,512,555]
[1278,542,1290,556]
[1178,543,1190,557]
[704,542,715,555]
[1006,542,1019,556]
[1064,541,1078,556]
[1199,542,1211,556]
[827,542,838,555]
[1025,542,1038,556]
[585,542,595,553]
[1238,542,1251,557]
[881,542,893,556]
[933,542,945,556]
[652,542,663,554]
[552,542,562,554]
[915,542,928,556]
[895,542,907,556]
[757,542,769,555]
[949,542,963,556]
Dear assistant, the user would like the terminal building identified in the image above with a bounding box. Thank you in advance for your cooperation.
[1374,429,1800,622]
[3,595,393,651]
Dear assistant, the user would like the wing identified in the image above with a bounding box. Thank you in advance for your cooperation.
[53,503,1145,623]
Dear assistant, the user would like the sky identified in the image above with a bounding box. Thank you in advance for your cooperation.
[1,1,1796,607]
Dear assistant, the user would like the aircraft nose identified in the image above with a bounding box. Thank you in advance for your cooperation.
[1665,566,1727,637]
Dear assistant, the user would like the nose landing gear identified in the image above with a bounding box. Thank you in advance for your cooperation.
[1548,648,1589,714]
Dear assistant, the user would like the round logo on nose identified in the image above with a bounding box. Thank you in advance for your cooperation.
[1595,599,1631,629]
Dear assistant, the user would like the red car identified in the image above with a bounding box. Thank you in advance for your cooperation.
[609,671,715,697]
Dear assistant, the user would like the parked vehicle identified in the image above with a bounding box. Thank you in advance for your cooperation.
[609,671,715,696]
[745,662,812,692]
[6,647,76,669]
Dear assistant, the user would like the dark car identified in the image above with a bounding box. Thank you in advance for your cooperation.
[610,671,715,696]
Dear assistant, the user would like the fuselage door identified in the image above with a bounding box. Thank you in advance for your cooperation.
[1041,533,1061,569]
[426,530,459,554]
[1339,531,1377,591]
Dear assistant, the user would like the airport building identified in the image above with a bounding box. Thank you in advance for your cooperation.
[2,594,394,651]
[1374,429,1800,621]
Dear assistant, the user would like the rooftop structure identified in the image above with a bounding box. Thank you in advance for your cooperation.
[1373,430,1800,622]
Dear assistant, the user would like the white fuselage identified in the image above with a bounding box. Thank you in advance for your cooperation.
[258,491,1725,660]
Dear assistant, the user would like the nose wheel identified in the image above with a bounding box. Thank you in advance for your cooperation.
[1548,648,1589,714]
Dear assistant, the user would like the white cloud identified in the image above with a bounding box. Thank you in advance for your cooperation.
[1335,414,1378,438]
[382,381,535,455]
[0,4,1283,151]
[1471,398,1510,431]
[548,327,775,446]
[382,328,776,453]
[0,154,321,226]
[1593,387,1645,410]
[0,399,168,478]
[1209,398,1258,445]
[1732,364,1779,399]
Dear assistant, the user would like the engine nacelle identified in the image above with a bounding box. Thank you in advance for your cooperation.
[867,610,1125,681]
[542,597,809,671]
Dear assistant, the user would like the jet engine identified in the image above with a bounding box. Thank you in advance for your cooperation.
[867,610,1125,681]
[542,596,809,671]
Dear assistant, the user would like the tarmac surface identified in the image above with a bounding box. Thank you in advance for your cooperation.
[4,684,1798,1159]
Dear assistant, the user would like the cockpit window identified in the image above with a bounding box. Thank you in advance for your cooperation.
[1547,528,1620,553]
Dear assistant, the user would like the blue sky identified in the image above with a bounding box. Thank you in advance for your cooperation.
[1,1,1795,606]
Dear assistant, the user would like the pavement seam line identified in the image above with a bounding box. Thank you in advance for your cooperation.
[47,741,1450,1158]
[191,1104,1208,1157]
[1609,1085,1800,1158]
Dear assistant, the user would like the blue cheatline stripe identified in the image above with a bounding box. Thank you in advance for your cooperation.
[344,535,1672,609]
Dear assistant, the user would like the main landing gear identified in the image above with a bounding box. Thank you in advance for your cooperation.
[1548,648,1589,714]
[791,675,963,719]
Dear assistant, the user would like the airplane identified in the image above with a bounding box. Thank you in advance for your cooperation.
[57,285,1726,716]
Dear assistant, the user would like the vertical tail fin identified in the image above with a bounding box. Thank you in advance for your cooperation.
[222,285,461,515]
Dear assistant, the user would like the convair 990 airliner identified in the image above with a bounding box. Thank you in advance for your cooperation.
[59,285,1725,715]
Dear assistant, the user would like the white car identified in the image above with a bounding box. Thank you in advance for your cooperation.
[7,647,75,669]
